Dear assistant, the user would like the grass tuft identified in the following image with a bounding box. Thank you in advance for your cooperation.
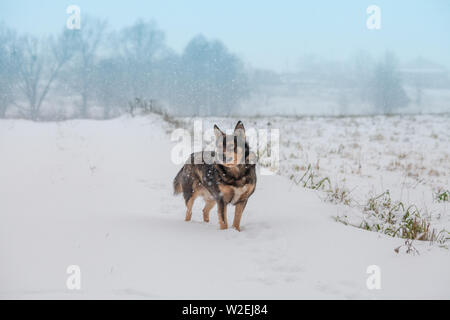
[360,190,448,243]
[434,189,449,202]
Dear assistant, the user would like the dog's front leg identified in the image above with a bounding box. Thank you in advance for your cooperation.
[217,199,228,230]
[233,200,247,232]
[202,200,215,222]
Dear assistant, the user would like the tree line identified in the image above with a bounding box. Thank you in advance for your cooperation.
[0,17,428,120]
[0,18,250,120]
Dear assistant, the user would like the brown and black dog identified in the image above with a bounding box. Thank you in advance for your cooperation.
[173,121,257,231]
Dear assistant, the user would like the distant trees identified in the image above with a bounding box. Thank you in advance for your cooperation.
[16,30,75,120]
[0,19,251,120]
[1,18,418,119]
[368,52,409,113]
[0,25,19,117]
[94,57,128,118]
[118,20,168,102]
[180,35,249,116]
[295,51,410,115]
[69,17,107,118]
[347,51,409,114]
[351,50,374,105]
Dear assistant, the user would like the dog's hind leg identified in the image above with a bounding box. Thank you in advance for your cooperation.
[232,200,248,232]
[185,193,197,221]
[202,200,215,223]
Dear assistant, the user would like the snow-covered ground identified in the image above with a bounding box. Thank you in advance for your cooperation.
[0,114,449,299]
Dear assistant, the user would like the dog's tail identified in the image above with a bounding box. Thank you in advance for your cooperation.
[173,167,183,195]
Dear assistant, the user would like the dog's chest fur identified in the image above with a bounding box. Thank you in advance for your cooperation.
[217,183,255,205]
[231,185,248,204]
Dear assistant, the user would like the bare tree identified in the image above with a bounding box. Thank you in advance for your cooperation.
[118,20,167,100]
[94,57,128,119]
[16,29,75,120]
[369,52,409,114]
[70,17,107,117]
[0,25,20,118]
[180,35,249,116]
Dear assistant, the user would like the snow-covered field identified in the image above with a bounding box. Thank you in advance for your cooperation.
[191,114,450,235]
[0,113,449,299]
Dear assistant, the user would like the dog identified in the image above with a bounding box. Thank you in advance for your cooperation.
[173,121,257,231]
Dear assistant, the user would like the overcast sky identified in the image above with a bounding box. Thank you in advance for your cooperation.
[1,0,449,71]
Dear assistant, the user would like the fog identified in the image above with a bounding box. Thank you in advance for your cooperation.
[1,0,449,119]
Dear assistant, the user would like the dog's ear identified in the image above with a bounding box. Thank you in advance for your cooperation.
[214,125,225,139]
[234,121,245,139]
